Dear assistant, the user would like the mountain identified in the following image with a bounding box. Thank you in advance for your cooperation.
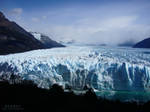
[118,40,135,47]
[133,38,150,48]
[30,32,65,48]
[85,43,107,46]
[0,12,64,55]
[0,11,47,55]
[58,39,76,45]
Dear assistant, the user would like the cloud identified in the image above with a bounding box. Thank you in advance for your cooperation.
[8,8,23,20]
[11,8,23,15]
[11,0,149,45]
[83,16,150,45]
[101,16,137,28]
[31,17,39,22]
[45,15,150,45]
[42,16,47,19]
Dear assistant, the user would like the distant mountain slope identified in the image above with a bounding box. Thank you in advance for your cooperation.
[30,32,65,48]
[58,39,76,45]
[133,38,150,48]
[118,40,135,47]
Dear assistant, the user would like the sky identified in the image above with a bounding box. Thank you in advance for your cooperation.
[1,0,150,45]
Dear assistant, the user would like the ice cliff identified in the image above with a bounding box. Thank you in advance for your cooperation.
[0,46,150,92]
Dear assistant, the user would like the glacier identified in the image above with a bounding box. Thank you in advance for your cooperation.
[0,46,150,96]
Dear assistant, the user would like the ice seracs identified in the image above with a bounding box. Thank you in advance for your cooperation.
[0,46,150,92]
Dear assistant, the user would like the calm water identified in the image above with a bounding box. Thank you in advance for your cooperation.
[96,90,150,102]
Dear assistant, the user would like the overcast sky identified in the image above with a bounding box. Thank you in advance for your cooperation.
[1,0,150,45]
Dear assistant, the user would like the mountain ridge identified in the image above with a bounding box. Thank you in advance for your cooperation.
[133,37,150,48]
[0,11,64,55]
[30,32,65,48]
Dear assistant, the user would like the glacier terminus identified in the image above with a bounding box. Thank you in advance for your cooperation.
[0,45,150,101]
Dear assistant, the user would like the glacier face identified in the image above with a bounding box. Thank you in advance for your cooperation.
[0,46,150,93]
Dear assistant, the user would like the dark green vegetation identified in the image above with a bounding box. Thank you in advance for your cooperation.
[0,77,150,112]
